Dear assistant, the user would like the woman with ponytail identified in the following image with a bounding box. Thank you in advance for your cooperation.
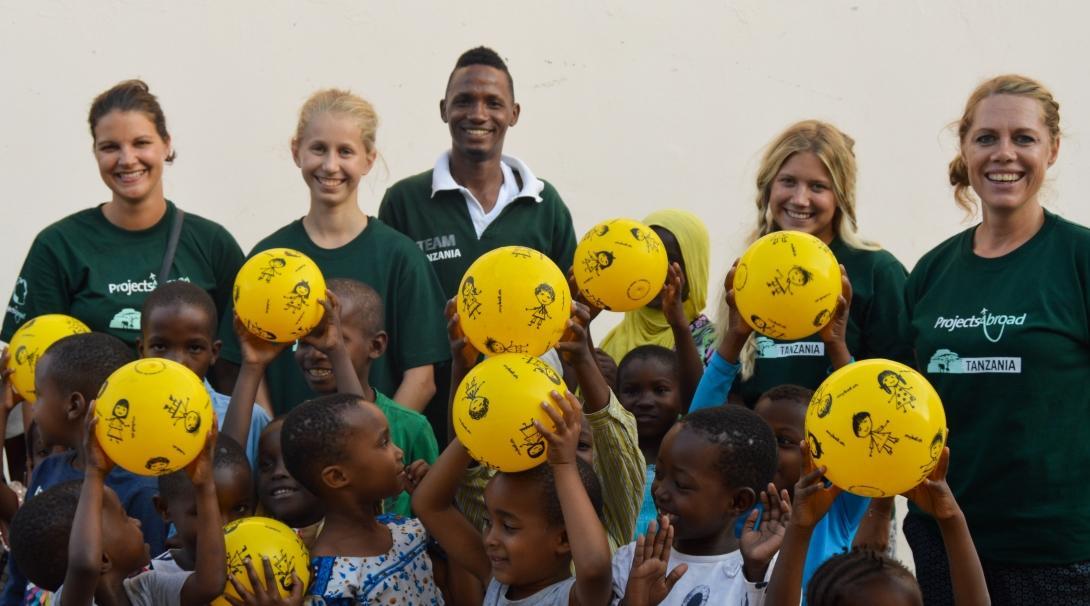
[904,75,1090,603]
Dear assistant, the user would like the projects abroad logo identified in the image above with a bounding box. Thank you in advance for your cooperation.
[932,308,1026,343]
[107,273,191,296]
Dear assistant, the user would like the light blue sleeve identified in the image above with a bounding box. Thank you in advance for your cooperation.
[689,351,740,412]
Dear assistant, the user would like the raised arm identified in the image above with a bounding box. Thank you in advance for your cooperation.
[61,415,113,606]
[535,391,612,606]
[300,291,365,398]
[180,426,227,606]
[410,437,491,587]
[222,316,289,447]
[819,266,853,371]
[690,263,749,412]
[555,302,610,413]
[661,263,703,412]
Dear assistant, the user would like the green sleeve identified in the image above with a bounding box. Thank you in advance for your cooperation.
[377,188,400,230]
[861,255,914,367]
[408,416,439,465]
[388,246,450,370]
[550,189,577,274]
[208,226,245,324]
[2,232,72,341]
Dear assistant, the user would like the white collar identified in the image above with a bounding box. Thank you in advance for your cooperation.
[430,151,545,202]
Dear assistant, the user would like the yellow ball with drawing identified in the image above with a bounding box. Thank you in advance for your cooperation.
[457,246,570,357]
[452,354,562,472]
[93,358,214,476]
[212,517,310,606]
[572,218,669,312]
[7,314,90,402]
[233,248,326,343]
[733,231,842,340]
[804,359,947,497]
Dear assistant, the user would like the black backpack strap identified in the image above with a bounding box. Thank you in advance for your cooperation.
[158,208,185,282]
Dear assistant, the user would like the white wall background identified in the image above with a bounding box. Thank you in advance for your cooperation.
[3,0,1089,337]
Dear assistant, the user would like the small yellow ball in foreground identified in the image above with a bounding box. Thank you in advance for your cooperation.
[94,359,214,476]
[233,248,326,343]
[457,246,570,357]
[573,219,669,312]
[734,231,841,340]
[804,359,947,497]
[452,354,563,472]
[7,314,90,402]
[212,517,311,606]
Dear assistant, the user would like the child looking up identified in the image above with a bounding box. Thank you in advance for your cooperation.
[0,333,165,605]
[152,436,255,572]
[414,390,613,605]
[255,417,325,546]
[293,278,438,517]
[281,393,442,604]
[766,448,989,606]
[615,345,683,538]
[612,405,788,605]
[140,281,270,466]
[8,417,226,605]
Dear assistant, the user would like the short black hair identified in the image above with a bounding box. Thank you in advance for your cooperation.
[10,480,82,591]
[503,458,602,527]
[281,393,366,495]
[680,406,777,493]
[447,46,514,98]
[852,412,871,437]
[158,435,251,503]
[141,280,218,335]
[758,384,814,412]
[40,332,135,400]
[806,547,919,604]
[327,278,384,335]
[617,345,679,385]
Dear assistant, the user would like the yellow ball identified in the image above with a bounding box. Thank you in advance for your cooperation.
[573,219,669,312]
[7,314,90,402]
[804,359,948,497]
[233,248,326,343]
[457,246,571,357]
[93,359,214,476]
[212,517,311,606]
[734,231,842,340]
[452,354,562,472]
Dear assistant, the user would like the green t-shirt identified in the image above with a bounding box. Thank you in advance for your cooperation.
[375,389,439,517]
[217,218,450,415]
[906,210,1090,564]
[732,238,912,405]
[2,202,243,345]
[378,169,577,300]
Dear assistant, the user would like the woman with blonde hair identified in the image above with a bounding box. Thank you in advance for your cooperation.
[702,120,912,408]
[216,89,449,418]
[904,75,1090,602]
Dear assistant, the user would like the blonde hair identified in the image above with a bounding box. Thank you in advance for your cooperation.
[293,88,379,154]
[725,120,878,380]
[948,74,1061,215]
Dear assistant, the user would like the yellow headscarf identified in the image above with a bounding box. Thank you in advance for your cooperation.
[599,209,710,364]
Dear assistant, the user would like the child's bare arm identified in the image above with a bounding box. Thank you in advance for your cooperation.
[717,262,753,364]
[536,391,612,606]
[0,350,23,524]
[851,497,893,551]
[903,447,989,606]
[180,425,227,606]
[223,316,288,446]
[819,266,853,370]
[765,450,839,606]
[555,302,610,413]
[445,298,480,408]
[661,262,702,412]
[301,292,365,398]
[61,415,113,606]
[619,518,688,606]
[410,437,491,587]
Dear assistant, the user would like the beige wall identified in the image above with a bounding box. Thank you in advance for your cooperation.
[3,0,1088,334]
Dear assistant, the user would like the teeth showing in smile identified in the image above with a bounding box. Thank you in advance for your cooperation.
[306,368,333,379]
[270,487,297,497]
[117,170,147,182]
[465,128,490,136]
[785,209,813,220]
[987,172,1023,183]
[317,177,344,186]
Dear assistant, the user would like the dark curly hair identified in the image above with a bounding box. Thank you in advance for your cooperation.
[10,480,83,591]
[500,458,603,528]
[447,46,514,98]
[280,393,367,495]
[142,280,218,335]
[41,332,135,402]
[806,547,920,605]
[679,405,777,493]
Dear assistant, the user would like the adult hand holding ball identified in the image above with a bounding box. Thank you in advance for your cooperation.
[233,248,326,342]
[804,359,947,497]
[572,218,669,312]
[733,231,841,340]
[93,358,214,476]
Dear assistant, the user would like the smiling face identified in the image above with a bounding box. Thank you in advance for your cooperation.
[754,396,805,495]
[294,299,384,394]
[292,111,376,209]
[92,110,171,206]
[768,151,838,244]
[618,357,682,444]
[257,419,324,528]
[139,302,220,379]
[441,64,520,163]
[482,473,568,596]
[961,94,1058,216]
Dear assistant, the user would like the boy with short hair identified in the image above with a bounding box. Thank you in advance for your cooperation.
[8,419,226,606]
[0,332,165,605]
[139,281,270,466]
